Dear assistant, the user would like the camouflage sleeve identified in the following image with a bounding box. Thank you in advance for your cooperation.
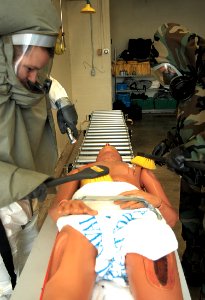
[177,88,205,161]
[183,132,205,161]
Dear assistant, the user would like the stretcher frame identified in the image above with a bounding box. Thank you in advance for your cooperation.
[11,110,191,299]
[10,215,191,300]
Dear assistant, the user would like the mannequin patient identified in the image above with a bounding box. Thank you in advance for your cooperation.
[41,144,183,300]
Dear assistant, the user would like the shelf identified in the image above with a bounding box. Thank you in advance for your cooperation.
[116,88,158,93]
[112,62,175,113]
[142,109,176,114]
[115,75,155,80]
[114,75,161,95]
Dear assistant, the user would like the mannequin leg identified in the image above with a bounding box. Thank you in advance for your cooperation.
[126,252,183,300]
[42,226,97,300]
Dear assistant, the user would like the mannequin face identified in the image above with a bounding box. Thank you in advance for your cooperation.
[96,144,122,162]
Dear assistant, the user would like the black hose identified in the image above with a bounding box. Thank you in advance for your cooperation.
[136,152,205,171]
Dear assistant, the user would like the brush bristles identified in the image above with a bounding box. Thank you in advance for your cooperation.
[81,174,113,186]
[131,156,156,170]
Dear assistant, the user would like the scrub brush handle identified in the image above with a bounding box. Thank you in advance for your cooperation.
[45,165,110,187]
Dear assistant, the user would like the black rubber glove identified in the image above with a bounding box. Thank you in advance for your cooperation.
[24,183,47,202]
[152,139,169,157]
[57,104,78,139]
[151,139,170,166]
[152,129,179,158]
[165,146,190,174]
[48,77,78,141]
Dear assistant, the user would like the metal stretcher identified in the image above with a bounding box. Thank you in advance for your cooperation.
[10,110,191,300]
[74,110,133,167]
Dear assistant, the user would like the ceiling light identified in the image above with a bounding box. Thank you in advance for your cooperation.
[81,0,96,14]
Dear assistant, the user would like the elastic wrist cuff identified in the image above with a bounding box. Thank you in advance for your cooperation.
[56,97,72,108]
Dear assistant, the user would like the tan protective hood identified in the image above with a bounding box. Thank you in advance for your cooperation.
[0,0,60,36]
[0,13,59,206]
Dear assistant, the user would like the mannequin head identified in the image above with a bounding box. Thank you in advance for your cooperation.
[96,144,122,162]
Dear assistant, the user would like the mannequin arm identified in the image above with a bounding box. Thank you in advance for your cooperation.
[120,169,178,227]
[49,169,80,221]
[49,167,100,222]
[141,168,178,227]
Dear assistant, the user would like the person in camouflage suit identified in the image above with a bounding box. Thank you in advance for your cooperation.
[151,23,205,299]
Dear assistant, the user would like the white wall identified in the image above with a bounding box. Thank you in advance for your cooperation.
[110,0,205,58]
[52,0,112,155]
[51,0,73,155]
[66,0,112,126]
[52,0,205,156]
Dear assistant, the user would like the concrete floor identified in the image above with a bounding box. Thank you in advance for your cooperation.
[129,113,200,300]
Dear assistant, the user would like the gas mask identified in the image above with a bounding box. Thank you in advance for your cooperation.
[152,62,196,103]
[152,63,182,88]
[12,33,56,94]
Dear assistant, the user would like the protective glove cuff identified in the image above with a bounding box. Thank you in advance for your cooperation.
[49,76,71,108]
[56,97,73,109]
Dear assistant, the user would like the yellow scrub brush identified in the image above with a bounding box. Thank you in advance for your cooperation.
[81,165,113,186]
[132,154,205,172]
[45,165,111,187]
[131,153,156,170]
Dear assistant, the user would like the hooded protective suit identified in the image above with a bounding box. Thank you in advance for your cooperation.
[151,23,205,165]
[0,0,61,207]
[0,1,61,298]
[151,23,205,295]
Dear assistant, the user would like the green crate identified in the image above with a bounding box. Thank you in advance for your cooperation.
[154,98,177,109]
[134,98,154,110]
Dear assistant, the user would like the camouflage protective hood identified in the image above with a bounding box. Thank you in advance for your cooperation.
[151,23,205,163]
[151,23,205,75]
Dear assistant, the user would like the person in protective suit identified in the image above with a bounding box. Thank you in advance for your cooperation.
[151,23,205,299]
[0,0,78,298]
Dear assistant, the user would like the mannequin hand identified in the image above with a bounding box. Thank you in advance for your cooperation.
[114,189,162,209]
[57,199,98,217]
[57,104,78,139]
[166,146,190,174]
[114,199,145,209]
[23,183,47,202]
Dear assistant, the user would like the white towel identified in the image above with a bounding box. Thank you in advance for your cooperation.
[57,208,178,285]
[57,181,178,284]
[72,181,137,213]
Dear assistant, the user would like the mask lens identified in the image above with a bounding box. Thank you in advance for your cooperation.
[12,34,55,94]
[152,63,182,88]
